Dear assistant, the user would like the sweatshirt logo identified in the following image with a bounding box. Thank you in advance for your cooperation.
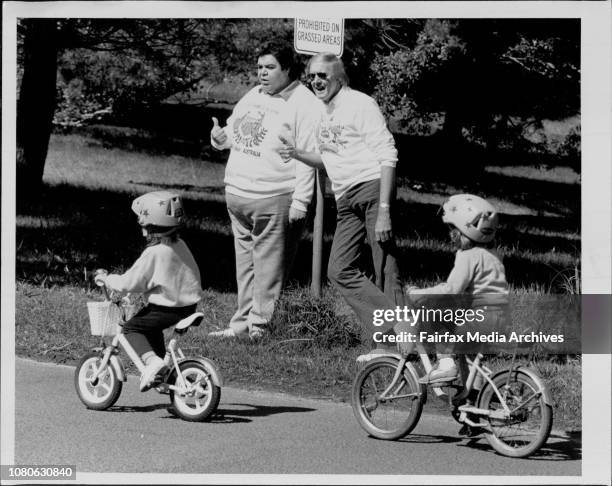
[233,111,268,149]
[317,123,345,153]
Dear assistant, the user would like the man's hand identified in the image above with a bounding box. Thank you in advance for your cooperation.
[375,205,393,243]
[211,117,227,145]
[278,135,297,162]
[289,207,307,223]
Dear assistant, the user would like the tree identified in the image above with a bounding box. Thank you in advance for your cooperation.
[16,18,296,197]
[16,19,58,198]
[16,18,580,197]
[369,19,580,155]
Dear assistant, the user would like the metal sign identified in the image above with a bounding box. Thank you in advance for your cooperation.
[294,18,344,57]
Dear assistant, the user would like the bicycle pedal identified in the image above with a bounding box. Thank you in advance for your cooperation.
[155,383,170,394]
[457,404,482,414]
[458,424,486,437]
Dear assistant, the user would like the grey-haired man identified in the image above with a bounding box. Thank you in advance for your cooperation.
[279,53,407,361]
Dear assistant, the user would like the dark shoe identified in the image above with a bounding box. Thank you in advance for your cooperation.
[459,423,486,437]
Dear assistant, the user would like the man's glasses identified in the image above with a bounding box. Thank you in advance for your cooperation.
[306,72,329,82]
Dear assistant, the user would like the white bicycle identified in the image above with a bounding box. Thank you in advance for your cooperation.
[352,343,553,458]
[75,286,222,422]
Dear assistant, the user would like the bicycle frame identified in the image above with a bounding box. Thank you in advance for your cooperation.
[376,344,517,420]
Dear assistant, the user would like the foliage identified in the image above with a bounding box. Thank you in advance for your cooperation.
[17,17,581,182]
[268,287,362,349]
[369,19,580,150]
[371,19,466,135]
[50,19,295,127]
[45,17,580,138]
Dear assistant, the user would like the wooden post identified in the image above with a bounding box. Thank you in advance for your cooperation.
[311,169,325,297]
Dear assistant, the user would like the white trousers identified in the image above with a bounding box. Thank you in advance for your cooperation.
[226,191,292,334]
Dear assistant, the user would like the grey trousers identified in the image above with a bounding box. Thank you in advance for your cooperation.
[328,179,403,344]
[226,191,294,334]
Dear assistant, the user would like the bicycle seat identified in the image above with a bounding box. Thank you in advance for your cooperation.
[175,312,204,334]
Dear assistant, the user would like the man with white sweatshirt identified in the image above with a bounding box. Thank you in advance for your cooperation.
[209,43,319,340]
[279,53,404,361]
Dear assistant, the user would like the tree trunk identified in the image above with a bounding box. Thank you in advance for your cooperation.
[16,19,58,201]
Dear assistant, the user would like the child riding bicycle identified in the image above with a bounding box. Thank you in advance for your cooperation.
[405,194,509,393]
[94,191,203,392]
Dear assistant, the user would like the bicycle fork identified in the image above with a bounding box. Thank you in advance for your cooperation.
[378,358,424,402]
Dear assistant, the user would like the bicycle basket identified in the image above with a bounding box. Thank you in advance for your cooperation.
[86,301,135,336]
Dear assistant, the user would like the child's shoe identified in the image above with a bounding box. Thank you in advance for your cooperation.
[418,364,458,384]
[140,356,167,392]
[458,423,485,437]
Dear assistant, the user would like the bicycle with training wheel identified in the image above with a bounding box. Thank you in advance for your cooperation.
[351,342,553,458]
[75,285,222,422]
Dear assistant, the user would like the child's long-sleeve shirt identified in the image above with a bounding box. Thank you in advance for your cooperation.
[211,81,319,212]
[410,247,509,307]
[315,86,398,200]
[105,238,202,307]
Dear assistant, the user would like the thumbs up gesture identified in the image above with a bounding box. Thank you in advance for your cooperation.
[278,134,297,163]
[210,117,227,145]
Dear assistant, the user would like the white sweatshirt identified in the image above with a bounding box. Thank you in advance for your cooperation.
[316,87,398,200]
[104,238,203,307]
[211,82,319,212]
[410,247,509,306]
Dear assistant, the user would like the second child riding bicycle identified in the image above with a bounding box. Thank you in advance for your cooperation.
[94,190,203,392]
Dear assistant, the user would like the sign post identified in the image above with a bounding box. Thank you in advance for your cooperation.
[294,18,344,298]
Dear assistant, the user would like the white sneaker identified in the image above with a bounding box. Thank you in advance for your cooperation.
[208,328,251,340]
[140,356,166,391]
[418,365,458,384]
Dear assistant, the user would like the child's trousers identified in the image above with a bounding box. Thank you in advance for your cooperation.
[123,303,197,357]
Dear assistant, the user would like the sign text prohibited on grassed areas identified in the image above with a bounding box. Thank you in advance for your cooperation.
[294,18,344,57]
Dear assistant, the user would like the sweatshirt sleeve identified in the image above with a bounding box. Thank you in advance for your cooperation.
[104,248,157,294]
[357,97,398,168]
[210,91,248,151]
[290,94,319,211]
[410,251,474,296]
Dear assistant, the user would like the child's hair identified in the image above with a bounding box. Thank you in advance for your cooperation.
[144,225,180,247]
[449,226,495,251]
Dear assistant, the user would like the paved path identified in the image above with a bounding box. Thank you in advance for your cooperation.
[13,358,580,477]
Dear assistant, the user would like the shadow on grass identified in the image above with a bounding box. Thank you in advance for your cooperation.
[16,177,579,292]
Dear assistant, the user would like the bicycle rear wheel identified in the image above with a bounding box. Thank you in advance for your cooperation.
[170,361,220,422]
[351,357,425,440]
[479,369,553,458]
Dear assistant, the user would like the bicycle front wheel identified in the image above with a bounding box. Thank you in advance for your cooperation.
[74,352,122,410]
[479,369,553,458]
[351,357,425,440]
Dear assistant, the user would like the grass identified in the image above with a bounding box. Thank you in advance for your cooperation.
[13,132,582,432]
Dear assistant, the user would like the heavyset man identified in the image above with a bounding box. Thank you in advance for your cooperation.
[279,52,405,361]
[209,43,319,340]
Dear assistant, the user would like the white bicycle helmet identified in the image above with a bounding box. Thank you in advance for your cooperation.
[441,194,498,243]
[131,191,184,228]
